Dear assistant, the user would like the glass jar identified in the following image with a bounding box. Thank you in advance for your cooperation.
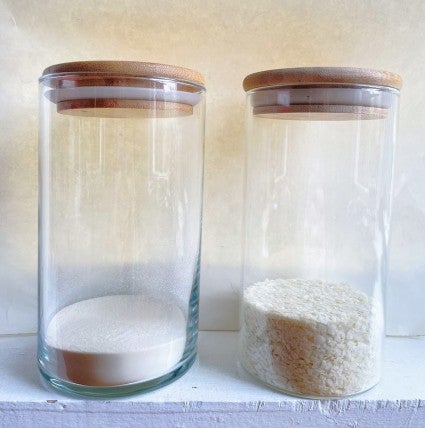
[38,61,205,397]
[239,67,401,398]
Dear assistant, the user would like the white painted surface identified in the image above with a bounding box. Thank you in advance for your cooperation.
[0,332,424,427]
[1,0,425,335]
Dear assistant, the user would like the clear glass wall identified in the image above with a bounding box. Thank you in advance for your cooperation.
[38,64,205,396]
[240,81,399,398]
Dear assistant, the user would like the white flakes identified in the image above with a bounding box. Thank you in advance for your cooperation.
[239,279,383,397]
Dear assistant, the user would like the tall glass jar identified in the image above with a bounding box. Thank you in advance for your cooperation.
[38,61,205,397]
[239,67,401,398]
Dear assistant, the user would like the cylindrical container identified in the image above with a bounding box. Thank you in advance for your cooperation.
[240,67,401,398]
[38,61,205,397]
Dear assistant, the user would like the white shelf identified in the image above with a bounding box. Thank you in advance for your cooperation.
[0,332,424,427]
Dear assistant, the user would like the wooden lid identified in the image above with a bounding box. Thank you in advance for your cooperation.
[56,99,193,118]
[243,67,402,92]
[253,104,388,120]
[41,61,204,118]
[42,61,205,88]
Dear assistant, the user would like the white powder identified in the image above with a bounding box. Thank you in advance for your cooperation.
[45,295,187,386]
[240,279,382,397]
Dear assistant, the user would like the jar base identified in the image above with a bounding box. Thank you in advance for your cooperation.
[39,352,196,398]
[239,361,380,400]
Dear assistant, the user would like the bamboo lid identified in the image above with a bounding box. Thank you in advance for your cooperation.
[244,67,401,120]
[243,67,402,92]
[41,61,204,118]
[253,104,388,120]
[42,61,205,88]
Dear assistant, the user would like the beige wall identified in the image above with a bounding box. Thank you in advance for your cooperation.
[0,0,424,334]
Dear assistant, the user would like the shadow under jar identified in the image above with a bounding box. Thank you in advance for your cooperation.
[239,67,402,398]
[38,61,205,397]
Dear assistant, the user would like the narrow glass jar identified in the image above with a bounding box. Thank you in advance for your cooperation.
[239,67,401,398]
[38,61,205,397]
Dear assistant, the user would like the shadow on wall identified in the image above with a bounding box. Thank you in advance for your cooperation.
[200,100,245,331]
[0,123,38,334]
[199,233,242,329]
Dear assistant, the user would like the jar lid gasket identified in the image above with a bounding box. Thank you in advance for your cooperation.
[249,86,395,120]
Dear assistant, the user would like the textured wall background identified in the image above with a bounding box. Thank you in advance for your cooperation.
[0,0,424,334]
